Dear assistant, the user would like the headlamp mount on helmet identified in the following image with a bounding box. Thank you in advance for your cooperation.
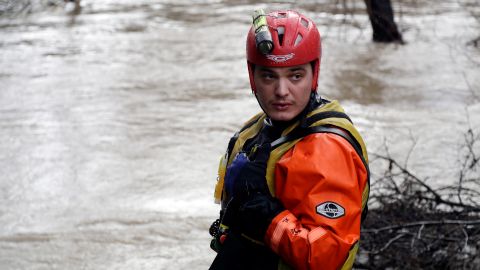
[252,9,274,55]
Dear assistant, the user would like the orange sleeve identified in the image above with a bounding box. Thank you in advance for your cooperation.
[264,133,368,270]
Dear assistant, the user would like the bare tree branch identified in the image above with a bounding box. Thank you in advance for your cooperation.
[363,219,480,234]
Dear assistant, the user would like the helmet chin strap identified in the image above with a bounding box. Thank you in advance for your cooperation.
[299,92,320,128]
[254,93,268,117]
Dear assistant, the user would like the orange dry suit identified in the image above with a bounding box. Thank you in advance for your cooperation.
[212,99,369,270]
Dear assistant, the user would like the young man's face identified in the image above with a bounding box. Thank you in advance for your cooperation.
[253,63,313,122]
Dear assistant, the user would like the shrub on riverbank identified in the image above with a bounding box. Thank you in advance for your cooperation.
[357,128,480,269]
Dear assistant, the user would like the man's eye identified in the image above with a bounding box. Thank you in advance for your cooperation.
[292,74,303,80]
[262,73,275,80]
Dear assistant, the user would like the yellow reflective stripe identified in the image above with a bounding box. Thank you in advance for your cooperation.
[362,184,370,209]
[228,113,266,165]
[308,100,368,163]
[340,242,359,270]
[309,117,368,163]
[266,138,301,197]
[214,153,228,203]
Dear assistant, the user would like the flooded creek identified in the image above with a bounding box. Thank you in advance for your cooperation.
[0,0,479,269]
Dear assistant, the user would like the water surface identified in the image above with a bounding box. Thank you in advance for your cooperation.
[0,0,479,269]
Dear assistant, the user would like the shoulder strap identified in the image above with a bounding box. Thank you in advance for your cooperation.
[226,114,264,160]
[271,125,361,155]
[305,111,353,126]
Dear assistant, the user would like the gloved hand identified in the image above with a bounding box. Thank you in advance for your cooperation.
[229,143,271,202]
[222,143,283,243]
[235,192,284,243]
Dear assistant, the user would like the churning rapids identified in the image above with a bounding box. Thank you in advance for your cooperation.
[0,0,479,269]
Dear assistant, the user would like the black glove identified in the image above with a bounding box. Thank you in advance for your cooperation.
[235,192,284,243]
[209,231,280,270]
[220,143,271,237]
[210,193,284,253]
[223,143,284,243]
[230,143,271,203]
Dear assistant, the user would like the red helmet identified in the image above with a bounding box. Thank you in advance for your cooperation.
[246,10,322,92]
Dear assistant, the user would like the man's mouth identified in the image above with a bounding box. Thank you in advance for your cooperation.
[272,102,291,111]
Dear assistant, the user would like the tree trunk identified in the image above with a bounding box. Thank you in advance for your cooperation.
[365,0,403,43]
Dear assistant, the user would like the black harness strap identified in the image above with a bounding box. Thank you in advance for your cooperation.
[271,125,361,155]
[304,111,353,127]
[226,114,264,159]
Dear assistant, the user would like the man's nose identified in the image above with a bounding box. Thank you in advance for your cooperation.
[274,78,289,97]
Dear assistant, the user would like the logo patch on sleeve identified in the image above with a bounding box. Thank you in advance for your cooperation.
[316,202,345,219]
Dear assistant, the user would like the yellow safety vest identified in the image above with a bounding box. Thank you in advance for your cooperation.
[213,99,369,270]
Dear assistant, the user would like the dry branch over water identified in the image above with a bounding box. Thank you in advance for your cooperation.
[357,128,480,269]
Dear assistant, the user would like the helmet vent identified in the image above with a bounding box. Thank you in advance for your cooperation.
[277,26,285,46]
[294,34,303,46]
[278,12,287,18]
[300,18,309,28]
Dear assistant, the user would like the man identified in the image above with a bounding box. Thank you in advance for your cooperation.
[209,9,369,270]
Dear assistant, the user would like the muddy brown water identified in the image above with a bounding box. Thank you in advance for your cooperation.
[0,0,479,269]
